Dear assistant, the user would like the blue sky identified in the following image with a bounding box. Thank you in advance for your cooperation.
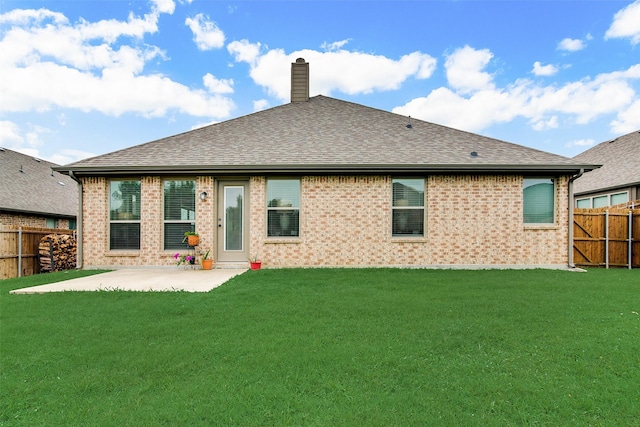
[1,0,639,165]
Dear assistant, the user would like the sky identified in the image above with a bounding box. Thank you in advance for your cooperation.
[1,0,639,166]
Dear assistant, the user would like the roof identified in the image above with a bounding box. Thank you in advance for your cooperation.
[58,95,596,176]
[572,130,640,195]
[0,148,78,218]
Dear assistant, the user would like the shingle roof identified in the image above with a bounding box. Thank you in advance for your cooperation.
[0,148,78,217]
[60,95,595,175]
[572,130,640,195]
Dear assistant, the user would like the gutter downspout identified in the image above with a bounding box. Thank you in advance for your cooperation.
[69,171,83,270]
[568,169,584,268]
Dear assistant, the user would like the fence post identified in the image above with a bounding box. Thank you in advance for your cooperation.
[605,210,609,269]
[18,227,23,278]
[630,210,633,270]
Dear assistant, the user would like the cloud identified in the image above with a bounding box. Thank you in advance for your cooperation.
[25,124,51,147]
[531,116,558,131]
[565,138,595,149]
[185,13,225,50]
[0,121,51,150]
[321,39,351,52]
[190,120,217,130]
[0,8,67,25]
[611,99,640,133]
[229,42,437,101]
[393,87,522,132]
[227,39,262,64]
[532,61,559,77]
[445,45,494,94]
[392,46,640,134]
[0,121,23,147]
[0,9,162,71]
[0,120,79,163]
[557,38,586,52]
[203,73,233,94]
[605,0,640,45]
[253,99,270,112]
[150,0,176,14]
[49,148,97,165]
[0,5,235,119]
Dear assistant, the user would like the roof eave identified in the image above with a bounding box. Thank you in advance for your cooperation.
[574,179,640,197]
[56,163,599,176]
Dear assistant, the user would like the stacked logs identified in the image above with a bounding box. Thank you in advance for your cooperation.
[39,234,77,272]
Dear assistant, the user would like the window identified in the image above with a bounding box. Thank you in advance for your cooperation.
[611,192,629,206]
[575,191,629,209]
[576,198,591,208]
[164,180,195,250]
[593,195,608,208]
[46,218,56,228]
[68,220,77,230]
[267,179,300,237]
[523,178,555,224]
[109,180,141,250]
[392,178,424,236]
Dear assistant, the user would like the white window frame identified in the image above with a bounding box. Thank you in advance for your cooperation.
[575,190,629,209]
[392,178,425,237]
[266,178,301,238]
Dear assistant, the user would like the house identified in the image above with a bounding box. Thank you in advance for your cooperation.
[0,147,78,229]
[572,130,640,208]
[57,59,598,270]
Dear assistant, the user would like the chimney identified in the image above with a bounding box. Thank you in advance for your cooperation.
[290,58,309,102]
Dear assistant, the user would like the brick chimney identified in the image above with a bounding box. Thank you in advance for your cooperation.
[290,58,309,102]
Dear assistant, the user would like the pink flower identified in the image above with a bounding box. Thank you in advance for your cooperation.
[173,253,180,259]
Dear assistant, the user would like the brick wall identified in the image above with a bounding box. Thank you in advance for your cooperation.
[0,212,73,229]
[81,174,570,268]
[81,176,216,268]
[1,213,48,227]
[251,174,570,268]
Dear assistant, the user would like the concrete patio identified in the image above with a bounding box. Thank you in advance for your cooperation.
[10,268,248,294]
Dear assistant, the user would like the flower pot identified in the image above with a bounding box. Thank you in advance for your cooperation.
[249,261,262,270]
[187,235,199,246]
[202,259,213,270]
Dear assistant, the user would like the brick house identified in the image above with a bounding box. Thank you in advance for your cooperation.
[1,147,78,229]
[572,130,640,208]
[58,59,597,270]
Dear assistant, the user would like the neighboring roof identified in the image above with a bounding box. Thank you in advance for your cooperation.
[0,148,78,218]
[58,95,596,176]
[572,130,640,196]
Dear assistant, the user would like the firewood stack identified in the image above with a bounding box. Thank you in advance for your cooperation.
[39,234,77,272]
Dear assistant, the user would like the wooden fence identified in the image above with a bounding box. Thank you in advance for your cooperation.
[573,202,640,269]
[0,226,75,280]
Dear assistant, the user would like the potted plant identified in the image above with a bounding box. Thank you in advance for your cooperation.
[182,231,199,246]
[201,249,213,270]
[174,252,195,266]
[248,254,262,270]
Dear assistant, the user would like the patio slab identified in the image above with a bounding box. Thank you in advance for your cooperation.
[10,268,248,294]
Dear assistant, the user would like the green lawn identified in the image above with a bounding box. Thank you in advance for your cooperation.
[1,268,639,426]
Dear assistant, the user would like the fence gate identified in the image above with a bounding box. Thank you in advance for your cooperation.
[573,205,639,269]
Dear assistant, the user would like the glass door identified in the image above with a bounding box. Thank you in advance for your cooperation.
[217,181,249,262]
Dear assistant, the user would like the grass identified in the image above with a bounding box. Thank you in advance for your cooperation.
[1,268,639,426]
